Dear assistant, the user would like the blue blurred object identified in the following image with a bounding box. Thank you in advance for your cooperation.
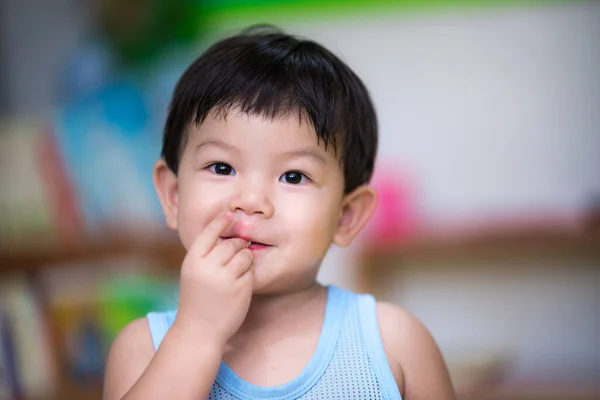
[71,318,104,383]
[52,81,163,234]
[58,40,114,103]
[0,312,21,398]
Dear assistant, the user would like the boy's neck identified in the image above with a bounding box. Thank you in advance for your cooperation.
[236,282,327,335]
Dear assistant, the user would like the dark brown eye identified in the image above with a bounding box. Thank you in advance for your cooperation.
[280,171,307,184]
[209,163,234,175]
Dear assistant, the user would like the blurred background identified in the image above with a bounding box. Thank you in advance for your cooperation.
[0,0,599,399]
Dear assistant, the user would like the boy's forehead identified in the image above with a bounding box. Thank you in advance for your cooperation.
[188,108,336,156]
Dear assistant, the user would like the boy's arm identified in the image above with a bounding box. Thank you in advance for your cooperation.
[377,302,457,400]
[103,317,223,400]
[103,213,255,399]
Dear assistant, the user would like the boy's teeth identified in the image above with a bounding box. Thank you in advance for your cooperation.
[248,241,252,246]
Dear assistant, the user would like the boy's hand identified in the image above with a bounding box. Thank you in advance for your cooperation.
[175,213,254,345]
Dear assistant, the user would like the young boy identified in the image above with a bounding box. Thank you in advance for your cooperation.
[103,26,456,400]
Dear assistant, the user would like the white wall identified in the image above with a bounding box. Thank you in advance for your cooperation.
[286,3,600,223]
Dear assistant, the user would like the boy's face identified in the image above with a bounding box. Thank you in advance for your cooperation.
[154,109,376,294]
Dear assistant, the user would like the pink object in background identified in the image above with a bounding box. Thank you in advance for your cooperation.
[362,164,419,247]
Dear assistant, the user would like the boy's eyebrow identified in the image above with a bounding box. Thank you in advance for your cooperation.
[195,139,237,153]
[195,140,326,164]
[283,149,327,165]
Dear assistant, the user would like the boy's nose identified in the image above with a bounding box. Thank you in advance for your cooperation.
[228,186,274,218]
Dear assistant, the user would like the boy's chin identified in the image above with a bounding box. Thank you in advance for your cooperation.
[250,272,294,295]
[250,272,319,296]
[250,276,280,295]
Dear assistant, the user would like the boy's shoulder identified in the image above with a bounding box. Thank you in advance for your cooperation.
[375,299,439,361]
[109,316,154,352]
[374,301,417,389]
[375,300,427,344]
[104,317,155,399]
[374,300,455,399]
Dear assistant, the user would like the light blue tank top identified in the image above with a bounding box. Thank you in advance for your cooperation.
[146,285,402,399]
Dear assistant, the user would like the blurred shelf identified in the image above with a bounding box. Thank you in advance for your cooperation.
[0,235,185,275]
[52,383,103,400]
[356,224,600,294]
[359,226,600,265]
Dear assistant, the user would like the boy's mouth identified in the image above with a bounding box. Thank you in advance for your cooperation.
[219,236,271,248]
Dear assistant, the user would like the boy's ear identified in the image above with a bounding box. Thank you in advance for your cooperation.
[333,185,378,247]
[153,159,179,231]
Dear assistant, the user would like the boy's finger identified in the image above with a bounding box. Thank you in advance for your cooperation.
[187,213,233,258]
[208,238,249,265]
[228,248,254,277]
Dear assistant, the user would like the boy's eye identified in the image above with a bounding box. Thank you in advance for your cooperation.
[208,163,235,176]
[280,171,308,185]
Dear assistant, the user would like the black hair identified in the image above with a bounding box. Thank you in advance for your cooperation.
[162,25,378,194]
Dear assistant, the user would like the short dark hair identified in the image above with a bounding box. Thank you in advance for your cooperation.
[161,26,378,194]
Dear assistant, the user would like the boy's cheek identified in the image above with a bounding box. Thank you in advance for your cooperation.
[177,201,224,250]
[284,204,338,248]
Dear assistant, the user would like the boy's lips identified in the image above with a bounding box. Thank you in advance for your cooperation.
[219,235,272,256]
[219,235,272,247]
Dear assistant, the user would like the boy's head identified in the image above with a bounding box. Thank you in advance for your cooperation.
[154,26,379,293]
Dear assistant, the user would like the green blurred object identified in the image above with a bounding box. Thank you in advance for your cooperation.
[99,0,208,66]
[198,0,583,26]
[98,0,581,66]
[97,274,177,343]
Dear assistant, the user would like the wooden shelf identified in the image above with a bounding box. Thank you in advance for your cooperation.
[359,226,600,264]
[2,225,598,278]
[0,235,186,399]
[0,235,186,275]
[356,225,600,294]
